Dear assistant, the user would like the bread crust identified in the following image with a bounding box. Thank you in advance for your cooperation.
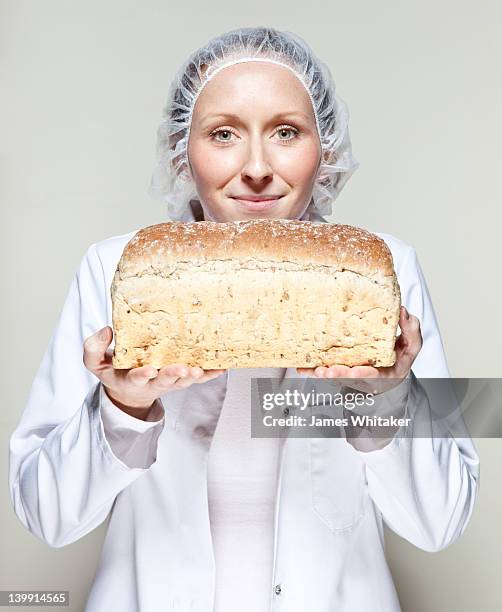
[116,219,395,280]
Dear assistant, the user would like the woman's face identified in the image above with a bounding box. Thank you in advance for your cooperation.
[187,61,322,222]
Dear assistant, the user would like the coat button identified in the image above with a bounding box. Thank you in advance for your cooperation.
[193,425,209,438]
[274,584,282,595]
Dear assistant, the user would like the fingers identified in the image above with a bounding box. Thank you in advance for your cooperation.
[128,366,159,387]
[296,367,315,376]
[297,366,348,378]
[144,365,227,391]
[297,366,345,377]
[175,367,227,386]
[83,326,113,373]
[300,308,421,386]
[125,364,191,390]
[197,369,227,382]
[298,365,360,378]
[162,365,204,389]
[319,365,352,377]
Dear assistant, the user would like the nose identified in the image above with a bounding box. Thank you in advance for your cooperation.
[240,136,273,184]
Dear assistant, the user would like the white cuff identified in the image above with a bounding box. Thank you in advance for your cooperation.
[343,373,413,453]
[100,384,165,430]
[349,372,412,419]
[98,384,166,469]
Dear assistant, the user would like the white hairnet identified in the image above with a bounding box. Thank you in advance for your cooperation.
[148,26,360,221]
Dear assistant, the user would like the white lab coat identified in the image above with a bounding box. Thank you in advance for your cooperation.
[9,214,479,612]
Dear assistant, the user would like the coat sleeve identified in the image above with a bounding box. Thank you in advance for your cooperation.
[8,242,165,548]
[99,384,165,469]
[347,245,480,552]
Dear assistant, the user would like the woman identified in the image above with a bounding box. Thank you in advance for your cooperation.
[9,27,479,612]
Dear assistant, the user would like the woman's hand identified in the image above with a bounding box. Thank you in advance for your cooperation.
[83,326,226,418]
[296,306,422,395]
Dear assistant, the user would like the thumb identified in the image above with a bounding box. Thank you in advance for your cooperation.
[395,308,419,365]
[396,307,412,346]
[83,326,112,371]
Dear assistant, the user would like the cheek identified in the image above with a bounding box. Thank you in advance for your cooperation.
[189,141,237,187]
[274,142,320,185]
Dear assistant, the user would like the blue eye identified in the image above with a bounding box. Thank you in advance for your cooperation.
[276,126,299,140]
[209,124,300,143]
[210,128,237,142]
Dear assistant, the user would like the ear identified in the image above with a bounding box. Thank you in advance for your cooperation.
[316,149,338,182]
[322,148,338,165]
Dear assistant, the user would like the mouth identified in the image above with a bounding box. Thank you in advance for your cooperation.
[229,195,284,211]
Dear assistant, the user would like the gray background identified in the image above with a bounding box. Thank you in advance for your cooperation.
[1,1,501,610]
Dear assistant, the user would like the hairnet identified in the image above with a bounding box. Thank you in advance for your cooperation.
[148,26,360,221]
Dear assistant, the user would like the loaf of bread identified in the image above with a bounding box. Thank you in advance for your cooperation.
[111,219,401,369]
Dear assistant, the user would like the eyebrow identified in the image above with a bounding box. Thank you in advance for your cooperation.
[199,111,311,125]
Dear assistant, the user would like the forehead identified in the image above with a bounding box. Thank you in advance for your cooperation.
[192,61,314,123]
